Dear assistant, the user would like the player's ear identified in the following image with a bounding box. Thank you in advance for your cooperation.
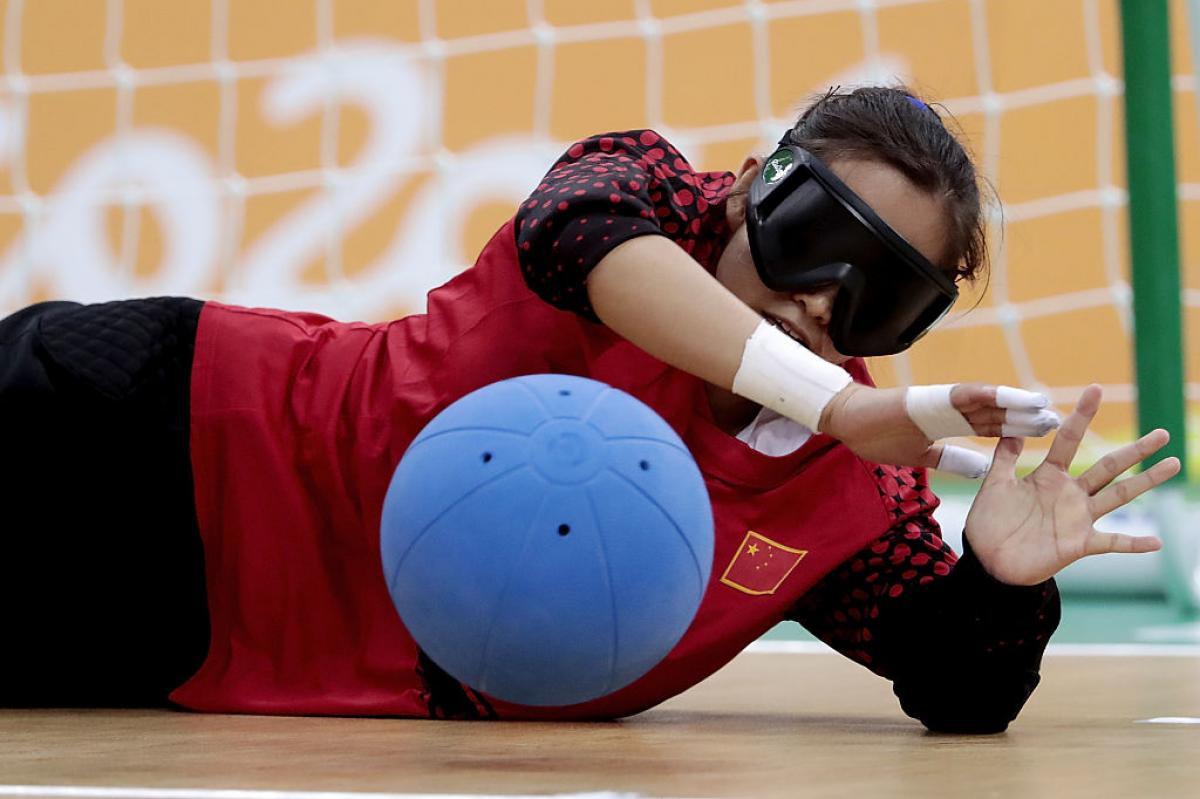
[725,157,761,228]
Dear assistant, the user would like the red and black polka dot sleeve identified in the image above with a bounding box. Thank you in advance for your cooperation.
[788,464,1061,733]
[514,130,734,321]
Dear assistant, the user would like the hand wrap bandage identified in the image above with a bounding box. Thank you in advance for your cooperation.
[731,321,1058,480]
[731,319,852,431]
[905,384,1060,441]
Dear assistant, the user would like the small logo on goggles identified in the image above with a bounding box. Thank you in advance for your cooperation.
[762,149,794,185]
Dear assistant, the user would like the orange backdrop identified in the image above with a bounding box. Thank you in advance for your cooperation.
[0,0,1196,472]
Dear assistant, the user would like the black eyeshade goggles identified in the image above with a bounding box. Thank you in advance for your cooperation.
[745,142,958,357]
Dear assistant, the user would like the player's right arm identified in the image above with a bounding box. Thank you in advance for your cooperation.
[514,132,1049,473]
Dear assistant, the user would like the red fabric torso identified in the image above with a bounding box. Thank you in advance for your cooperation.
[172,222,894,718]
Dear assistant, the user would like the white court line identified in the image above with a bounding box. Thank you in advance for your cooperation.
[1136,717,1200,725]
[0,790,679,799]
[745,641,1200,657]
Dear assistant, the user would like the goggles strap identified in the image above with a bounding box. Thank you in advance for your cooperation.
[731,320,852,431]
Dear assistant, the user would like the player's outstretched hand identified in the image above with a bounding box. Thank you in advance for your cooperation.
[819,381,1059,475]
[963,384,1180,586]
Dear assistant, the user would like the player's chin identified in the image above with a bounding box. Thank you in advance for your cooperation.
[797,327,847,365]
[804,340,849,367]
[817,340,851,366]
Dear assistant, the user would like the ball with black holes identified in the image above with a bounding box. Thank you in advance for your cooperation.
[380,374,714,707]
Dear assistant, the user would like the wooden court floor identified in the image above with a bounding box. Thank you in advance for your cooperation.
[2,648,1198,799]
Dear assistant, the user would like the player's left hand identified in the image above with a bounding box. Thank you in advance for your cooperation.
[964,384,1181,586]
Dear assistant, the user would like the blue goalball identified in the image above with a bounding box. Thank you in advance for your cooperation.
[380,374,714,707]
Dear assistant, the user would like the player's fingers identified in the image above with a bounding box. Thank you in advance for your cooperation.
[963,407,1007,426]
[910,384,1055,442]
[1088,457,1181,518]
[906,386,975,439]
[971,422,1057,438]
[1084,530,1163,557]
[999,408,1061,438]
[961,408,1061,438]
[952,384,1052,415]
[982,436,1024,486]
[949,383,995,412]
[971,424,1006,438]
[914,444,946,470]
[1043,385,1102,470]
[995,386,1052,410]
[1078,429,1171,495]
[935,444,992,478]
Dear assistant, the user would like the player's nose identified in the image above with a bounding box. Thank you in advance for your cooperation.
[792,285,836,327]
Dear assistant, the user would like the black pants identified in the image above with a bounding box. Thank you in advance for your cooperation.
[0,298,209,706]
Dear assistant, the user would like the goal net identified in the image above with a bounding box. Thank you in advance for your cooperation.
[0,0,1195,477]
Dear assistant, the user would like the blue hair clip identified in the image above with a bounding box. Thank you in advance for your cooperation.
[906,95,930,111]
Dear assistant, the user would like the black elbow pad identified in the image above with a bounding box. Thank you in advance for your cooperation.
[894,669,1040,734]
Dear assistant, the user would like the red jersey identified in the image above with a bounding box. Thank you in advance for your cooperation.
[172,131,1057,731]
[174,218,900,718]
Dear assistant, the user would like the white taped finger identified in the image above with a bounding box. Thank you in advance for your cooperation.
[1001,409,1062,437]
[1002,424,1059,438]
[996,386,1051,410]
[936,445,992,478]
[1003,408,1048,425]
[905,384,975,440]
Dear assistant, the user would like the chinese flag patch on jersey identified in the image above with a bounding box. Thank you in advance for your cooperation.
[720,531,807,596]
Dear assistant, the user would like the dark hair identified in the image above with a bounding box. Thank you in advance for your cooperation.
[787,85,990,285]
